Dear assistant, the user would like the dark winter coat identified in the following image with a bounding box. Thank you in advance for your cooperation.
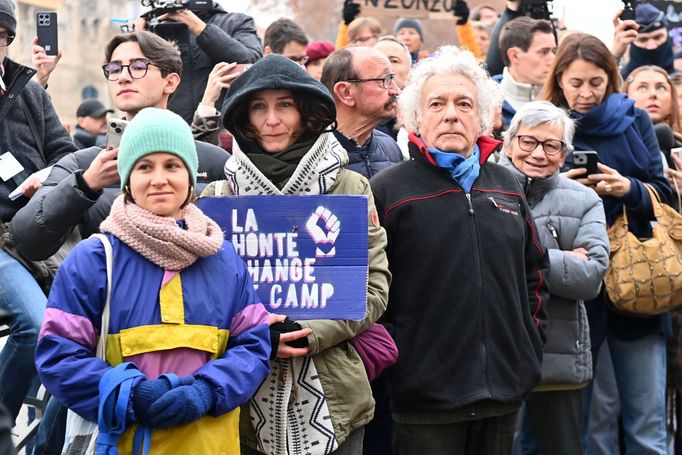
[371,134,549,414]
[0,57,76,222]
[168,5,262,123]
[333,129,403,179]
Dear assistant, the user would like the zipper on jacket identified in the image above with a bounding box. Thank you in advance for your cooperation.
[546,223,558,239]
[525,177,533,196]
[465,193,475,216]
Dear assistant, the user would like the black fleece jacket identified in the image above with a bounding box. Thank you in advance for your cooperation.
[370,134,549,413]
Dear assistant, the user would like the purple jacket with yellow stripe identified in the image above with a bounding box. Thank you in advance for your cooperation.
[36,233,271,453]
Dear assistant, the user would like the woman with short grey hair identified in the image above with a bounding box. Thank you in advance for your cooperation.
[500,101,609,455]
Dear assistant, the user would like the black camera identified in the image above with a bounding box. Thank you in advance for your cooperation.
[521,0,552,20]
[141,0,212,41]
[620,0,638,21]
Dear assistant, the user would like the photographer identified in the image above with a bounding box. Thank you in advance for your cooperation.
[615,2,675,79]
[136,0,261,124]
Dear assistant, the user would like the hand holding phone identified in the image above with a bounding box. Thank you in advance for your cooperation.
[671,147,682,163]
[36,11,58,56]
[572,151,599,176]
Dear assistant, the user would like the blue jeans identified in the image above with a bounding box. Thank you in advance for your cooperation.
[32,396,66,455]
[608,333,667,455]
[0,249,46,420]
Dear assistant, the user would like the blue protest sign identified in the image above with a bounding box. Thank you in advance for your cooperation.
[197,195,368,320]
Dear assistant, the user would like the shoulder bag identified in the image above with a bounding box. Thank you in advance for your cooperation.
[605,183,682,315]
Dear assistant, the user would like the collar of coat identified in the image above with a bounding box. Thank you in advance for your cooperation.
[407,131,501,166]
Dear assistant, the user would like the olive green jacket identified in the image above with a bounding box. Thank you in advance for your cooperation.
[201,168,391,446]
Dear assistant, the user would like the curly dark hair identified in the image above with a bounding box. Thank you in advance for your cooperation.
[231,90,336,143]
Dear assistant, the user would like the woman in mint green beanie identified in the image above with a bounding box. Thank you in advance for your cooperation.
[36,107,271,454]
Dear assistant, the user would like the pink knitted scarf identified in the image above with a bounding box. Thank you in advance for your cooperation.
[100,195,224,271]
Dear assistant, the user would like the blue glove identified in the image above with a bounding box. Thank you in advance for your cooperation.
[132,376,193,425]
[146,378,216,428]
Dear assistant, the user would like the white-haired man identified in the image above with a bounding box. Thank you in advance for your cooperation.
[370,46,549,455]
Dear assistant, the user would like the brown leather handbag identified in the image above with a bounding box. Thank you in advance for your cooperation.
[605,184,682,315]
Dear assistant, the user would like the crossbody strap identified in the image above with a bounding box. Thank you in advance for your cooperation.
[90,233,112,361]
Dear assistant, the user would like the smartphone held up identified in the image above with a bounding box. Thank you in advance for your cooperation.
[572,150,599,176]
[106,119,129,151]
[36,11,58,56]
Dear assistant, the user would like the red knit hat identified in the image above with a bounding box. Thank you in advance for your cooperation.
[305,40,335,66]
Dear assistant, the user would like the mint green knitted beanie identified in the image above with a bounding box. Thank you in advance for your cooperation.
[118,107,198,190]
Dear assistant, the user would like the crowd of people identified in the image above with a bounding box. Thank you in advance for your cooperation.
[1,0,682,454]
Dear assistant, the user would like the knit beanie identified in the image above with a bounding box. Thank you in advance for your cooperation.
[305,40,335,66]
[118,108,198,190]
[394,18,424,41]
[0,0,16,36]
[636,3,667,34]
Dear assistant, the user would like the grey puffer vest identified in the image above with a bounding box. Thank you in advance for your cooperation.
[499,155,609,386]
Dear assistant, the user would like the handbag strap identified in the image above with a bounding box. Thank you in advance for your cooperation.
[90,234,112,361]
[643,183,664,220]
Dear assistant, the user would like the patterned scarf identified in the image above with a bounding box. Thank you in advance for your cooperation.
[225,132,345,454]
[100,195,224,271]
[224,132,347,196]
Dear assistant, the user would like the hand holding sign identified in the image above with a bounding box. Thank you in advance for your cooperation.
[306,206,341,258]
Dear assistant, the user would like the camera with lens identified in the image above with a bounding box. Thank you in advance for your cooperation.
[140,0,212,40]
[521,0,552,20]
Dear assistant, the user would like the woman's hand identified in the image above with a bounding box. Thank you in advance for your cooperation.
[277,328,312,358]
[666,154,682,191]
[587,163,632,197]
[268,313,312,358]
[567,247,589,261]
[561,167,593,187]
[200,62,241,108]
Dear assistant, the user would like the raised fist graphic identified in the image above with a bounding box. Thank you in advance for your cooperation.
[305,206,341,258]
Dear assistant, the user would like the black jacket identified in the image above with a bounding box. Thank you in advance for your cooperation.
[0,57,76,222]
[370,134,548,413]
[168,5,262,123]
[11,141,228,260]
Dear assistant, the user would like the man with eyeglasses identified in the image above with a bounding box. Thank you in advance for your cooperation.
[495,16,556,129]
[321,47,403,179]
[370,46,548,455]
[263,18,309,66]
[11,31,228,453]
[0,0,76,437]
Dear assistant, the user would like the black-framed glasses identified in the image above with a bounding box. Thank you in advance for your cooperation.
[287,55,309,65]
[346,73,396,89]
[101,59,163,81]
[515,135,565,155]
[0,32,15,47]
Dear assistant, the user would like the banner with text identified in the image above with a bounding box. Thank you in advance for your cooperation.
[361,0,456,20]
[197,195,368,320]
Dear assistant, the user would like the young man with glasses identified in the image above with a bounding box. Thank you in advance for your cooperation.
[0,0,76,435]
[11,31,228,453]
[321,46,403,178]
